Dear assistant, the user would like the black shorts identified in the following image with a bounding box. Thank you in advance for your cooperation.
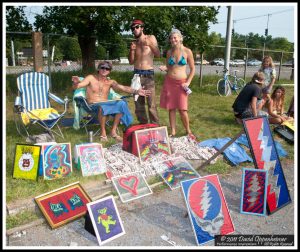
[234,110,253,119]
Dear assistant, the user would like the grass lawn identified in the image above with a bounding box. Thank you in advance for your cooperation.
[5,71,295,205]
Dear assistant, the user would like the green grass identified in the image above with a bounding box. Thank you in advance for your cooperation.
[6,210,41,230]
[5,71,294,205]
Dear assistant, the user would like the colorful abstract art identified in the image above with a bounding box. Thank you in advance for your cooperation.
[42,143,72,180]
[35,182,91,229]
[13,144,41,181]
[243,116,292,215]
[86,195,125,245]
[155,156,201,190]
[112,172,153,203]
[77,143,107,176]
[135,126,171,162]
[181,175,235,245]
[240,168,268,216]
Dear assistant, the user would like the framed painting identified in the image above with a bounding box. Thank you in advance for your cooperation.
[35,181,91,229]
[41,143,72,180]
[155,156,201,190]
[13,143,41,181]
[86,195,125,246]
[76,143,107,176]
[111,171,153,203]
[242,116,292,215]
[134,126,171,162]
[181,175,235,245]
[240,168,268,216]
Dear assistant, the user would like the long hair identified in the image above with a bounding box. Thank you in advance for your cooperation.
[260,55,275,69]
[271,86,285,112]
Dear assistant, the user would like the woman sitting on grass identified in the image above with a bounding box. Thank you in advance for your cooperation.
[257,86,291,124]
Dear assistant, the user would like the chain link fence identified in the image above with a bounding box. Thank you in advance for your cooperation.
[6,32,294,83]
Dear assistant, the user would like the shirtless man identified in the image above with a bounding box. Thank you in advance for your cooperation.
[72,61,150,142]
[128,19,161,124]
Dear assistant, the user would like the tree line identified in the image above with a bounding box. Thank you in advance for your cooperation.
[6,6,294,70]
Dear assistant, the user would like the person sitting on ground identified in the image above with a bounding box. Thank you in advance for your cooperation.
[232,71,265,124]
[257,86,291,124]
[72,61,151,142]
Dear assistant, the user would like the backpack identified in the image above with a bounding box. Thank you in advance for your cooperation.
[122,123,159,154]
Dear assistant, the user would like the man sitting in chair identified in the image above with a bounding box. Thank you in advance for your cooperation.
[72,61,151,142]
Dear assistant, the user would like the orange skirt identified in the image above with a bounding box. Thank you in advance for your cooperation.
[160,75,188,110]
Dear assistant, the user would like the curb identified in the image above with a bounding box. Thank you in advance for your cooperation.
[6,180,164,236]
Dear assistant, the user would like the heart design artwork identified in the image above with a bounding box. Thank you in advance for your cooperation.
[118,176,139,195]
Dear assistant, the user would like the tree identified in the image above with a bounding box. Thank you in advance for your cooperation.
[34,6,219,71]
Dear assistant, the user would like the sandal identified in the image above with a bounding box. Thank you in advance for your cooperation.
[100,135,108,142]
[111,134,123,142]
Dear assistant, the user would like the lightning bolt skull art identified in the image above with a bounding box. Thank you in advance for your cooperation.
[181,175,234,245]
[243,117,291,215]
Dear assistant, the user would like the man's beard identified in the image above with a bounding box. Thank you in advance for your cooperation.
[134,31,142,39]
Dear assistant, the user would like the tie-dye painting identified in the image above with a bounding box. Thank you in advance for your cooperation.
[42,143,72,180]
[134,126,171,162]
[240,168,268,216]
[181,175,234,245]
[155,156,201,190]
[77,143,106,176]
[243,116,291,215]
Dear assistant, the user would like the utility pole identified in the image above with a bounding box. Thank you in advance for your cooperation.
[224,6,233,72]
[263,14,271,58]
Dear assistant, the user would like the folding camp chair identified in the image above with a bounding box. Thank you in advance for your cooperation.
[73,89,132,137]
[14,72,69,139]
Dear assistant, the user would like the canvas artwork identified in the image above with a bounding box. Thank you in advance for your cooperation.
[35,142,57,176]
[240,168,268,216]
[181,175,235,245]
[155,156,201,190]
[86,195,125,246]
[13,144,41,180]
[135,126,171,162]
[77,143,107,176]
[243,116,292,215]
[42,143,72,180]
[35,182,91,229]
[112,171,153,203]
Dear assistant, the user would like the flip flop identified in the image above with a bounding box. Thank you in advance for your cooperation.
[100,135,108,142]
[111,134,123,142]
[187,133,197,142]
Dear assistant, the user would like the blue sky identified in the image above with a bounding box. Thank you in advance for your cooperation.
[21,3,296,43]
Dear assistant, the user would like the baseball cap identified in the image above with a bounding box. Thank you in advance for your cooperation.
[131,19,144,27]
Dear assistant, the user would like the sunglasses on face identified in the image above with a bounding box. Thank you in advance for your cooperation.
[100,67,111,71]
[131,25,142,31]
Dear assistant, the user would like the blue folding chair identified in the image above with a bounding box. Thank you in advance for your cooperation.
[14,72,69,139]
[73,87,133,137]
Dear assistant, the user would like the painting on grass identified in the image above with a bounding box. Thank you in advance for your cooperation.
[35,182,91,229]
[13,143,41,181]
[240,168,268,216]
[243,116,291,215]
[181,175,234,245]
[155,156,201,190]
[77,143,106,176]
[86,195,125,245]
[112,171,152,203]
[42,143,72,180]
[135,126,171,162]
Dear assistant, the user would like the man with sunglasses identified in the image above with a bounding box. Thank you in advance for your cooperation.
[128,19,161,125]
[72,61,151,142]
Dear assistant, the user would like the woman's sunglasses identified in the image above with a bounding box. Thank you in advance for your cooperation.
[100,67,111,71]
[131,25,142,31]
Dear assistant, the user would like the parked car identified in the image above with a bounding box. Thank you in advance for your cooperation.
[195,59,209,65]
[247,59,262,66]
[210,58,224,66]
[230,59,245,67]
[282,60,294,67]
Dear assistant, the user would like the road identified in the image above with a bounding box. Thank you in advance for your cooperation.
[6,159,295,248]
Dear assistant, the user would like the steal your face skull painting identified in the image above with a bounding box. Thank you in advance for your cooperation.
[18,153,34,171]
[188,179,224,237]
